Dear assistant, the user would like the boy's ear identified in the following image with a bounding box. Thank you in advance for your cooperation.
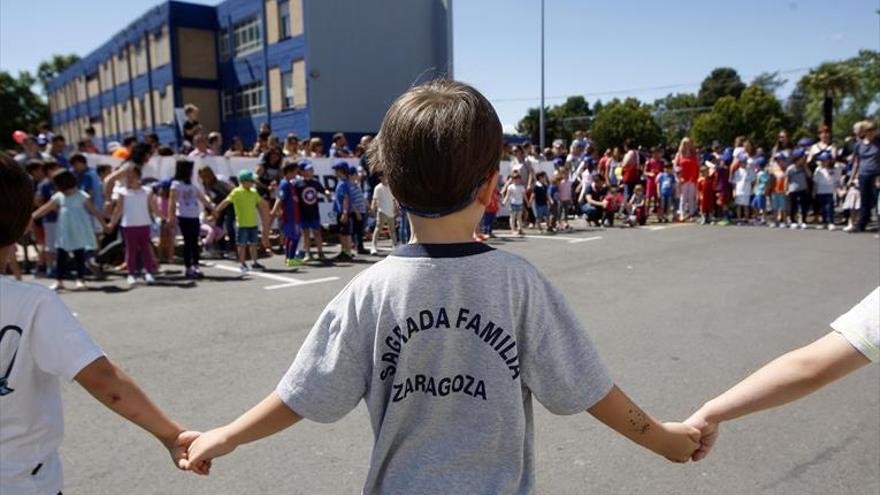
[477,171,499,206]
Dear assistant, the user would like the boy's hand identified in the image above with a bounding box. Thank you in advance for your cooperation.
[684,409,719,461]
[184,426,237,475]
[658,422,701,463]
[164,430,203,470]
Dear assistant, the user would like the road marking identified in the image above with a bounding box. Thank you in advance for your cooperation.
[567,236,602,244]
[212,263,339,290]
[498,233,603,244]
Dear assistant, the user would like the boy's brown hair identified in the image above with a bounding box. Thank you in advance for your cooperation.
[371,79,502,215]
[0,152,35,247]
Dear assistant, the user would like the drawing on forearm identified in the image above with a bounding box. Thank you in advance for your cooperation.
[628,408,650,435]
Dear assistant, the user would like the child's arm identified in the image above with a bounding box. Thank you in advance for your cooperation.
[31,197,59,219]
[685,331,870,461]
[588,385,700,462]
[108,196,124,230]
[184,391,301,475]
[102,167,125,207]
[259,199,272,248]
[167,188,178,223]
[85,198,109,231]
[147,191,159,221]
[270,197,283,217]
[213,199,230,220]
[198,191,214,211]
[75,356,201,469]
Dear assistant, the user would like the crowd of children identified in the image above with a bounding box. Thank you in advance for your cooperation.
[500,121,879,234]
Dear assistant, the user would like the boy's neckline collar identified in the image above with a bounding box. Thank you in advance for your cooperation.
[391,242,495,259]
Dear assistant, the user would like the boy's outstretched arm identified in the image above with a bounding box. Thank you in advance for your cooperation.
[74,356,200,469]
[184,391,301,475]
[685,331,870,461]
[588,385,700,463]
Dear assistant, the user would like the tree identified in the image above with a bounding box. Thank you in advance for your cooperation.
[689,96,744,148]
[590,98,662,153]
[750,72,788,94]
[697,67,745,108]
[36,54,80,95]
[0,71,50,149]
[516,96,592,145]
[516,106,544,145]
[653,92,702,148]
[800,61,859,132]
[689,86,788,149]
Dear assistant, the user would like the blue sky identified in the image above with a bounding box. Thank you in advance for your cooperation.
[2,0,878,131]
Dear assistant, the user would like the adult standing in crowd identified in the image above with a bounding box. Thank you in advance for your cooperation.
[329,132,353,157]
[621,139,642,204]
[44,135,70,170]
[849,120,879,233]
[675,137,699,221]
[182,104,200,144]
[13,134,43,165]
[208,132,223,156]
[807,125,837,164]
[283,133,302,159]
[198,166,236,257]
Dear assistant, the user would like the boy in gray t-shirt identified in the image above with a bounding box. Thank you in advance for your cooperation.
[183,80,700,493]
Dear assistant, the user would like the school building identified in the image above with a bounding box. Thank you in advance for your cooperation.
[47,0,453,152]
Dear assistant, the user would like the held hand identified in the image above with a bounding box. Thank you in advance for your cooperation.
[163,430,203,471]
[684,408,719,462]
[659,422,701,463]
[184,426,237,475]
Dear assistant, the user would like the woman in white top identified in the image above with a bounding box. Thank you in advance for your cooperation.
[108,167,159,285]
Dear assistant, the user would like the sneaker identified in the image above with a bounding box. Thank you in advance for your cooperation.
[250,261,266,270]
[144,273,156,285]
[369,248,379,255]
[799,222,807,230]
[789,223,798,230]
[843,225,856,233]
[827,224,836,231]
[285,258,303,268]
[193,267,204,279]
[334,252,353,262]
[74,280,87,291]
[49,281,63,291]
[126,275,137,286]
[239,263,249,273]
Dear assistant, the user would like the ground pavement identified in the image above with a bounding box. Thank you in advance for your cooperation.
[30,223,879,494]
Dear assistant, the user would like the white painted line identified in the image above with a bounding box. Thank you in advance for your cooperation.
[568,236,603,244]
[263,277,340,290]
[212,263,340,289]
[645,226,667,231]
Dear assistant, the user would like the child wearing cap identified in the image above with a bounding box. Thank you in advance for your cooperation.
[271,162,303,267]
[182,80,700,490]
[348,165,369,255]
[294,161,327,262]
[213,170,270,272]
[329,160,354,261]
[786,149,812,230]
[770,153,789,228]
[657,163,676,223]
[0,153,199,494]
[751,157,770,225]
[812,151,839,230]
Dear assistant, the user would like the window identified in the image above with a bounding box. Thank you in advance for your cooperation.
[281,70,293,109]
[232,17,262,56]
[235,82,265,117]
[279,1,290,38]
[219,28,231,61]
[222,90,234,120]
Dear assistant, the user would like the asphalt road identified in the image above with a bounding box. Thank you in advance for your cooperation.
[38,223,879,494]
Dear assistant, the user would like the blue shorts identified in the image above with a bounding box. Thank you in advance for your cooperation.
[299,218,322,230]
[750,195,766,210]
[533,204,550,219]
[771,193,786,212]
[509,203,524,213]
[236,226,259,245]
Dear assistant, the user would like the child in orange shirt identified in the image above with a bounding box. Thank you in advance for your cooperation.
[697,165,716,224]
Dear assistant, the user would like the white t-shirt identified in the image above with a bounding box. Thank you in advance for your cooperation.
[813,167,840,196]
[732,167,755,197]
[120,186,152,227]
[831,287,879,363]
[372,183,397,216]
[505,183,525,205]
[0,277,104,494]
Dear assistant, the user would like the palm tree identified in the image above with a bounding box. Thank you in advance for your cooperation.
[800,63,859,134]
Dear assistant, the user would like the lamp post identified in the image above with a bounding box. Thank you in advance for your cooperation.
[539,0,545,153]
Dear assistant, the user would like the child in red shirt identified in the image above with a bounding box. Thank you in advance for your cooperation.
[698,165,716,224]
[643,146,665,214]
[476,184,501,240]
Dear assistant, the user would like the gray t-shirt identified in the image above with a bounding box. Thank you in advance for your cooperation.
[785,165,808,193]
[276,243,613,495]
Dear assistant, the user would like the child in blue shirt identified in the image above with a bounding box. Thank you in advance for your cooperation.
[657,163,676,223]
[331,160,353,261]
[271,162,303,268]
[348,165,368,255]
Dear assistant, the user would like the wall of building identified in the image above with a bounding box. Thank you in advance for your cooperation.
[304,0,452,136]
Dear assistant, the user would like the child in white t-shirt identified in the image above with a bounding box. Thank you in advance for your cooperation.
[0,155,199,495]
[502,172,526,236]
[370,173,398,255]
